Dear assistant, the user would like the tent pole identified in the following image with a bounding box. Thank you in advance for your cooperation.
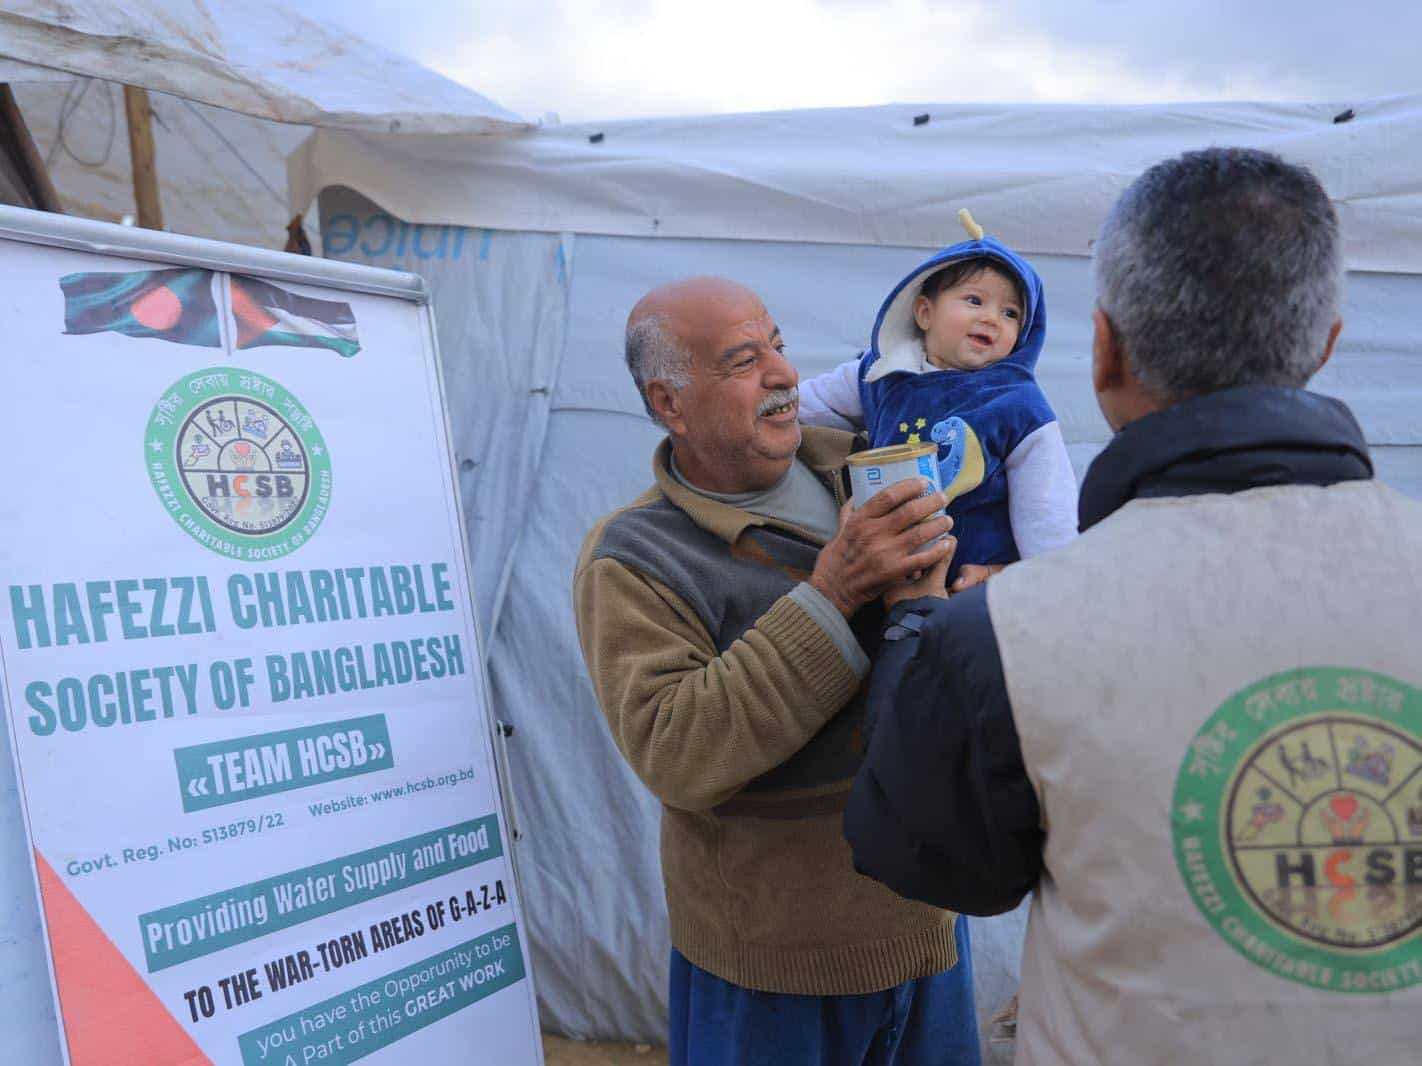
[123,85,163,230]
[0,84,62,212]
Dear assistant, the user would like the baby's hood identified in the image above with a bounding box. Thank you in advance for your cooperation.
[867,234,1046,382]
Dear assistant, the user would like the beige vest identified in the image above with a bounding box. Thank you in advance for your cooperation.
[988,480,1422,1065]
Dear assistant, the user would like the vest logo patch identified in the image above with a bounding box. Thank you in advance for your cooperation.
[1173,668,1422,994]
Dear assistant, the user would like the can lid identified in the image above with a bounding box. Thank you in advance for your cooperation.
[845,441,938,466]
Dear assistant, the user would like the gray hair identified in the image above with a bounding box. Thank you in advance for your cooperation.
[625,313,693,420]
[1094,147,1341,398]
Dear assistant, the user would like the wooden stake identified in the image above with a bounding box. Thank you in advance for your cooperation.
[123,85,163,230]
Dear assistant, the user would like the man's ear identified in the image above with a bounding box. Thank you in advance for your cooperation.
[913,294,935,333]
[1091,307,1126,395]
[1315,317,1343,375]
[646,380,685,436]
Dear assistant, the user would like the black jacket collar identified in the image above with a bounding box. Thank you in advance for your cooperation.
[1079,385,1373,532]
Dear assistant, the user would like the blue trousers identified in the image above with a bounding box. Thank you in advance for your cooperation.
[668,918,980,1066]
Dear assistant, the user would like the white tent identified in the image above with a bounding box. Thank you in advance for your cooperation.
[0,0,531,250]
[289,94,1422,1056]
[291,95,1422,269]
[0,0,527,133]
[10,79,311,248]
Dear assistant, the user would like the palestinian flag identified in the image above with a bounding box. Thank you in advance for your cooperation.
[59,268,220,348]
[231,275,360,358]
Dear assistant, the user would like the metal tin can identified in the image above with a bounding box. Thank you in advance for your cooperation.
[845,441,942,510]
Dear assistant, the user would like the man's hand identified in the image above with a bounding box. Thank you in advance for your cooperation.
[949,563,1006,595]
[882,560,1006,610]
[809,479,955,617]
[883,548,954,609]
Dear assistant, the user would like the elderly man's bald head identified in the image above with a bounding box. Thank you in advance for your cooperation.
[629,276,766,350]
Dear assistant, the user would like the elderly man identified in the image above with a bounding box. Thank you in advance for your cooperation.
[845,147,1422,1064]
[574,277,982,1064]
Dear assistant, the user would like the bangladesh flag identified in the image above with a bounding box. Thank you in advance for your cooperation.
[59,268,221,347]
[231,275,361,358]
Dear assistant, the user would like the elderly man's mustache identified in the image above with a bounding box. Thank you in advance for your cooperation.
[757,388,799,416]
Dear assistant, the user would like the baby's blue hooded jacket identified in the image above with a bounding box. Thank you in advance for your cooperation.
[858,237,1058,579]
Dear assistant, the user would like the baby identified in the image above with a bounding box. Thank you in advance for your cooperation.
[798,217,1077,590]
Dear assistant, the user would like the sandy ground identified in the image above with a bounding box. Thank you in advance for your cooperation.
[542,1034,669,1065]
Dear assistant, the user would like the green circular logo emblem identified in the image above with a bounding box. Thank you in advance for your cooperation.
[145,368,331,561]
[1173,668,1422,994]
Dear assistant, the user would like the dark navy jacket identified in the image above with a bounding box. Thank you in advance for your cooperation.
[842,385,1374,915]
[858,237,1057,583]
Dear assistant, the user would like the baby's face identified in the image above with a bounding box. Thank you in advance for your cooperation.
[915,268,1022,371]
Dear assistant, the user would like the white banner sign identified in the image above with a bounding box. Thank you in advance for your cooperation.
[0,221,542,1066]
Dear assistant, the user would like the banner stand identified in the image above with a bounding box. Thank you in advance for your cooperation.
[0,205,544,1066]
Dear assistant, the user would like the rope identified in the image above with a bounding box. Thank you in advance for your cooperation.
[179,96,285,203]
[47,77,117,169]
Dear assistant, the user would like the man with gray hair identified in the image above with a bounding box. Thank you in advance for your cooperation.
[845,147,1422,1064]
[575,276,983,1063]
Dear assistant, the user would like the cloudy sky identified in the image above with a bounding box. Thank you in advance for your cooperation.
[301,0,1422,123]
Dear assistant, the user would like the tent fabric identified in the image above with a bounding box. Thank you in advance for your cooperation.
[317,198,574,647]
[422,228,575,649]
[294,95,1422,273]
[1,0,534,250]
[13,77,311,249]
[0,0,530,133]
